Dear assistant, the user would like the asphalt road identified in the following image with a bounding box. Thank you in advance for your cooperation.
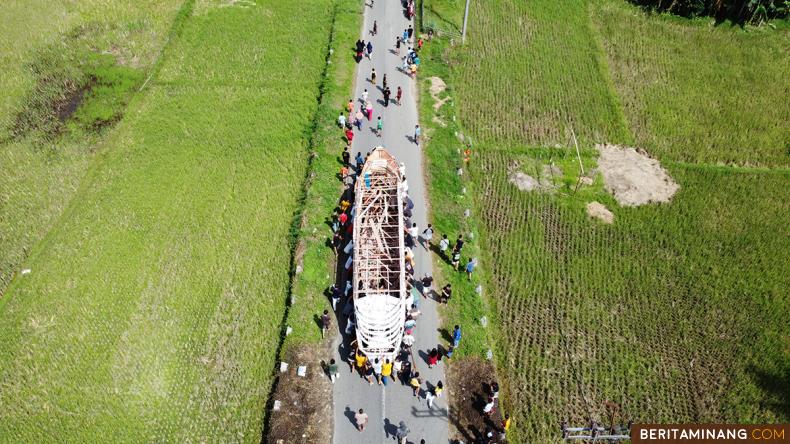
[331,1,450,444]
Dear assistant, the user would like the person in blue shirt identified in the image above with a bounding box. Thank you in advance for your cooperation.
[465,257,476,280]
[452,325,462,348]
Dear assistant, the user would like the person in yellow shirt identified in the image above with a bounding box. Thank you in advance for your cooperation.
[501,414,512,439]
[409,372,421,397]
[355,350,367,377]
[381,359,393,386]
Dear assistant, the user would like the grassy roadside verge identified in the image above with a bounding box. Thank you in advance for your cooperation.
[413,24,513,442]
[264,0,363,442]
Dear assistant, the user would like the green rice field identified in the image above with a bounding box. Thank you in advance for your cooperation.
[0,0,337,441]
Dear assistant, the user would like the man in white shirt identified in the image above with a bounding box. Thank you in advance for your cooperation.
[408,222,419,238]
[439,234,449,258]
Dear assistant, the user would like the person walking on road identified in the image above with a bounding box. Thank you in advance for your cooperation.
[365,101,374,120]
[402,55,409,73]
[402,29,408,44]
[372,20,377,36]
[383,87,391,107]
[465,257,476,280]
[355,151,364,171]
[396,86,403,105]
[407,24,414,41]
[425,388,436,409]
[328,358,339,383]
[452,324,462,348]
[321,309,331,338]
[370,68,377,85]
[342,146,350,166]
[361,88,368,103]
[345,127,354,144]
[372,357,383,385]
[421,223,433,249]
[355,408,368,432]
[354,110,364,130]
[376,116,383,137]
[435,380,444,397]
[345,343,358,373]
[366,40,373,59]
[338,113,346,128]
[381,359,393,385]
[421,273,433,296]
[409,371,422,397]
[396,421,410,444]
[414,124,421,144]
[395,36,402,55]
[363,359,375,385]
[331,283,341,310]
[427,348,439,368]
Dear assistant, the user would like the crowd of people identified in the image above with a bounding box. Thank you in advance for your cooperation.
[320,3,511,443]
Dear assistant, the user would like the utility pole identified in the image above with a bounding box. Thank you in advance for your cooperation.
[461,0,471,44]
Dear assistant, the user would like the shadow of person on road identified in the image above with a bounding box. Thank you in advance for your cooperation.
[383,418,397,439]
[343,406,357,428]
[418,348,430,366]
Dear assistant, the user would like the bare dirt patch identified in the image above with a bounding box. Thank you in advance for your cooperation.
[429,76,450,111]
[267,344,333,444]
[596,144,679,207]
[447,357,508,443]
[586,201,614,224]
[509,171,539,191]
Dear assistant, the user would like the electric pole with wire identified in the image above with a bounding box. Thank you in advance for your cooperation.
[461,0,471,43]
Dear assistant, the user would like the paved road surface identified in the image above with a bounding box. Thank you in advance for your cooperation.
[332,1,449,444]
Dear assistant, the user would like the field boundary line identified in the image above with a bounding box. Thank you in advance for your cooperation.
[584,0,634,145]
[139,0,196,92]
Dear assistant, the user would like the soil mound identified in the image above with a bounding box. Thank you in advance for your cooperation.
[509,171,540,191]
[586,201,614,224]
[596,144,679,207]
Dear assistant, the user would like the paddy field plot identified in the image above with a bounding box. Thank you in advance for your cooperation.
[475,150,789,440]
[420,0,789,442]
[0,1,336,441]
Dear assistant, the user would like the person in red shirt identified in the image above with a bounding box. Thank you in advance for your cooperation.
[427,348,439,368]
[396,86,403,106]
[345,128,354,143]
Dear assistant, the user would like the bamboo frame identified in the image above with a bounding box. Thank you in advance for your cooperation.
[352,147,407,362]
